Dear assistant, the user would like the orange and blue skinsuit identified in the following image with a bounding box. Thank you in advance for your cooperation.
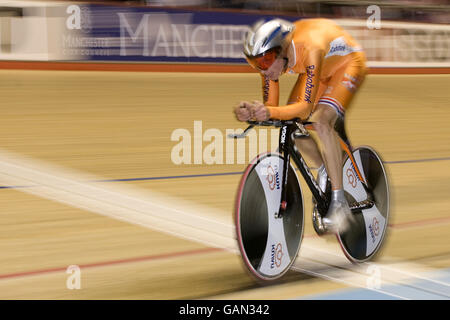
[262,18,367,120]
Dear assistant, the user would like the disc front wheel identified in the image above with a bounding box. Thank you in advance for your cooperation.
[235,153,304,281]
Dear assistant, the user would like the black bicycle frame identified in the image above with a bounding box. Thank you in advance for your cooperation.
[277,122,329,218]
[229,119,373,218]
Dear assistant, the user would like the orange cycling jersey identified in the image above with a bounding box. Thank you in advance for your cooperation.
[262,18,367,120]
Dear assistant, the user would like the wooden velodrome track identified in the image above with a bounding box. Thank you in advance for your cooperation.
[0,68,449,299]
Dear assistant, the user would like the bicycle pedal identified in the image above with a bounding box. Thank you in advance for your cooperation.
[349,199,375,211]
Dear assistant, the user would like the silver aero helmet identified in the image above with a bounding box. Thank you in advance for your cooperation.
[243,19,295,71]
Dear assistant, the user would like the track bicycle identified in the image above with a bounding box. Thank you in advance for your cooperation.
[231,119,390,281]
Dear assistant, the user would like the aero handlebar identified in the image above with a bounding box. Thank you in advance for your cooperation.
[228,119,300,139]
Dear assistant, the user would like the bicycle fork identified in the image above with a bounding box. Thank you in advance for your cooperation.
[276,125,290,219]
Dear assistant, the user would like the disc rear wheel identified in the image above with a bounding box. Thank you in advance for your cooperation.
[337,146,390,263]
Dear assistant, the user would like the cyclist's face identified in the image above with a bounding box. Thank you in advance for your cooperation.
[262,57,285,80]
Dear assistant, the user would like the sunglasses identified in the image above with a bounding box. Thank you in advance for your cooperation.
[245,47,281,71]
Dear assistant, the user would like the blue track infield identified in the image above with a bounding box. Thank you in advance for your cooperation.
[297,268,450,300]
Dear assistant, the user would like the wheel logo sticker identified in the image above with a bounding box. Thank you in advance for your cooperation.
[271,243,283,268]
[346,168,357,188]
[368,217,380,244]
[266,165,275,190]
[265,165,280,191]
[276,243,283,267]
[373,217,379,236]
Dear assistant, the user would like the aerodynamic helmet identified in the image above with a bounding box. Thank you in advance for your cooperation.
[243,19,295,70]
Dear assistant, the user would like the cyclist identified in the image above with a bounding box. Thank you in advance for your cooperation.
[234,18,367,233]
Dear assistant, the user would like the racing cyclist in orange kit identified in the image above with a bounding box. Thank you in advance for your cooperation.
[234,18,367,233]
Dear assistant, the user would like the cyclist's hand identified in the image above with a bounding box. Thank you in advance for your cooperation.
[251,100,270,121]
[234,101,252,122]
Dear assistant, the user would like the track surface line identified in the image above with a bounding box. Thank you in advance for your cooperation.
[0,248,221,281]
[0,149,447,299]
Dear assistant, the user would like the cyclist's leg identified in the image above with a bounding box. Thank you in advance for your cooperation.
[311,55,367,231]
[309,105,342,189]
[294,136,322,168]
[289,76,327,170]
[314,56,367,187]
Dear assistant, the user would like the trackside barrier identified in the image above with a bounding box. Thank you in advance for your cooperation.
[0,1,448,68]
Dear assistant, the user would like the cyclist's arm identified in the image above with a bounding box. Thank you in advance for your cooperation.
[267,48,323,120]
[260,74,279,106]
